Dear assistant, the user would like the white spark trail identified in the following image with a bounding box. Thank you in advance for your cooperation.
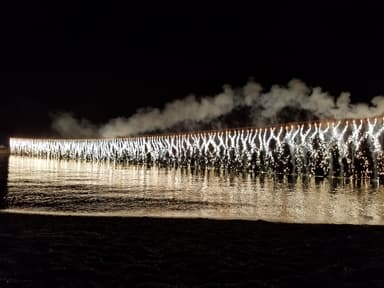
[11,117,384,178]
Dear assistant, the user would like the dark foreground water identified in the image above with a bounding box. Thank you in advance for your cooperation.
[1,155,384,224]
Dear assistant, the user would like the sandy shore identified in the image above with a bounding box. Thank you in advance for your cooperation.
[0,213,383,287]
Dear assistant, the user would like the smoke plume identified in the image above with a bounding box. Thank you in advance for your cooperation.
[52,79,384,138]
[51,112,98,138]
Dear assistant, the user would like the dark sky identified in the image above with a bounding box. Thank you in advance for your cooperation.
[1,2,384,143]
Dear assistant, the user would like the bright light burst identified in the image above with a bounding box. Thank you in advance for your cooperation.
[9,117,384,178]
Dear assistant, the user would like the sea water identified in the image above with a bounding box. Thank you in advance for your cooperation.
[1,155,384,225]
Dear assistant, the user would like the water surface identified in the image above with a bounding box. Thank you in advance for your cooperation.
[1,155,384,224]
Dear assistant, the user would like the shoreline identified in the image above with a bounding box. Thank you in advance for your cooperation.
[1,213,384,287]
[1,209,382,226]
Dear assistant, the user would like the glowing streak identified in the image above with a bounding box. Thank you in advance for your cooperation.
[9,117,384,178]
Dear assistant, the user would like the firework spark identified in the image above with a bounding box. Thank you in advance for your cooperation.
[10,117,384,178]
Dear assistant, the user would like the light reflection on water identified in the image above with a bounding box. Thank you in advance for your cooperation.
[2,155,384,224]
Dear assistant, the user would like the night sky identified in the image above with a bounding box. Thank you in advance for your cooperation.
[1,2,384,144]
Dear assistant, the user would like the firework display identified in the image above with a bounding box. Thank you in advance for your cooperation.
[9,117,384,178]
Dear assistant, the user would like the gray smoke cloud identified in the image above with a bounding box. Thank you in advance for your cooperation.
[52,79,384,138]
[51,112,98,138]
